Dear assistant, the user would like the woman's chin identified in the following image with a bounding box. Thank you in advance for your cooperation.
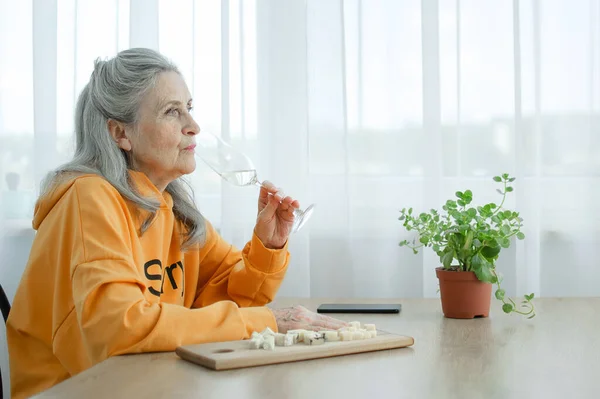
[180,162,196,176]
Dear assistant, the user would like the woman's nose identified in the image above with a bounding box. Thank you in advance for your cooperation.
[184,116,200,136]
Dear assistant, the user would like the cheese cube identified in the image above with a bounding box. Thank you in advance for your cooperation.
[352,331,365,340]
[364,324,376,331]
[288,329,308,342]
[249,336,263,349]
[370,330,377,337]
[305,332,325,346]
[261,327,275,337]
[274,333,286,347]
[349,321,361,329]
[339,331,353,341]
[323,331,340,342]
[262,335,275,350]
[283,333,296,347]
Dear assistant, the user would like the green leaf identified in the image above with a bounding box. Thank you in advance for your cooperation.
[471,254,495,283]
[463,230,474,250]
[506,186,514,192]
[474,263,495,283]
[457,200,466,207]
[412,248,418,255]
[503,210,512,218]
[464,190,473,198]
[502,173,509,179]
[481,245,501,259]
[493,176,502,182]
[456,191,464,199]
[419,236,429,245]
[502,303,514,313]
[509,177,516,182]
[496,189,504,195]
[500,237,510,248]
[408,207,413,215]
[525,293,535,301]
[495,289,506,300]
[501,224,511,235]
[467,208,477,217]
[517,232,525,240]
[441,251,454,268]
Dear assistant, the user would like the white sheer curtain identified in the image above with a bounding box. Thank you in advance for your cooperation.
[2,0,600,304]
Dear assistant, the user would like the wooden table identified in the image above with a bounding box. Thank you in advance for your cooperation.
[34,298,600,399]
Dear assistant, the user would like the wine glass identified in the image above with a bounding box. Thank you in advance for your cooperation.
[193,131,315,233]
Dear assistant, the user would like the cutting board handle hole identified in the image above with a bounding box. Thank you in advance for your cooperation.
[213,349,235,354]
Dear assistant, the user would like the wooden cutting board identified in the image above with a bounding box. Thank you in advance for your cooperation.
[175,330,414,370]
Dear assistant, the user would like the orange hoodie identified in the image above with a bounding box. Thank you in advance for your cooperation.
[7,171,288,399]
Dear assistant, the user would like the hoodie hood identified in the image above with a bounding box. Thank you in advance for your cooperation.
[32,171,172,230]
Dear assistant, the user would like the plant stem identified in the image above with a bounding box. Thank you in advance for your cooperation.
[490,180,508,218]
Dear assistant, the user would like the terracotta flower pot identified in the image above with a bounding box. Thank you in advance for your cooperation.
[435,267,492,319]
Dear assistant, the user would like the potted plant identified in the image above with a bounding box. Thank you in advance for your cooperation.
[398,174,535,319]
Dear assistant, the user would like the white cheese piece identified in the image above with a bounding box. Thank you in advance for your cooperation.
[305,332,325,346]
[370,330,377,337]
[339,331,353,341]
[262,335,275,350]
[274,333,286,347]
[352,331,365,340]
[261,327,276,337]
[364,324,376,331]
[285,332,299,344]
[347,326,357,332]
[249,336,263,349]
[288,329,309,342]
[349,321,361,329]
[364,331,374,339]
[323,331,340,342]
[283,333,296,347]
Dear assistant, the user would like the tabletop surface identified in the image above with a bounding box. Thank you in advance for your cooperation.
[34,297,600,399]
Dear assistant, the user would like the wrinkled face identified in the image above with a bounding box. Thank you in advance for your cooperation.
[123,71,199,190]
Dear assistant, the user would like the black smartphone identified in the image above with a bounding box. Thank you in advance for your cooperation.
[316,303,402,314]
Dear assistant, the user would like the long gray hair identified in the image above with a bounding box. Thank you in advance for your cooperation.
[41,48,205,249]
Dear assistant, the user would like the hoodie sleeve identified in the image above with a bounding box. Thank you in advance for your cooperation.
[68,179,277,364]
[191,221,290,309]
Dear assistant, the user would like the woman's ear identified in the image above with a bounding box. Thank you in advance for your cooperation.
[107,119,132,151]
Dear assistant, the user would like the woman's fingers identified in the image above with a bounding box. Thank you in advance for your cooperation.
[310,317,348,330]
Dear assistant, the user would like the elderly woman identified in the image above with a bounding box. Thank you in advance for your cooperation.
[7,48,345,399]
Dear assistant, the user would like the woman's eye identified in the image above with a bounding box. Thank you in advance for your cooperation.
[166,108,180,116]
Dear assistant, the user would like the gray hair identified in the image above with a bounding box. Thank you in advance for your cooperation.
[41,48,205,249]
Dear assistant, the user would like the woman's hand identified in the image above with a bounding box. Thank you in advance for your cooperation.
[254,181,300,249]
[270,305,349,333]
